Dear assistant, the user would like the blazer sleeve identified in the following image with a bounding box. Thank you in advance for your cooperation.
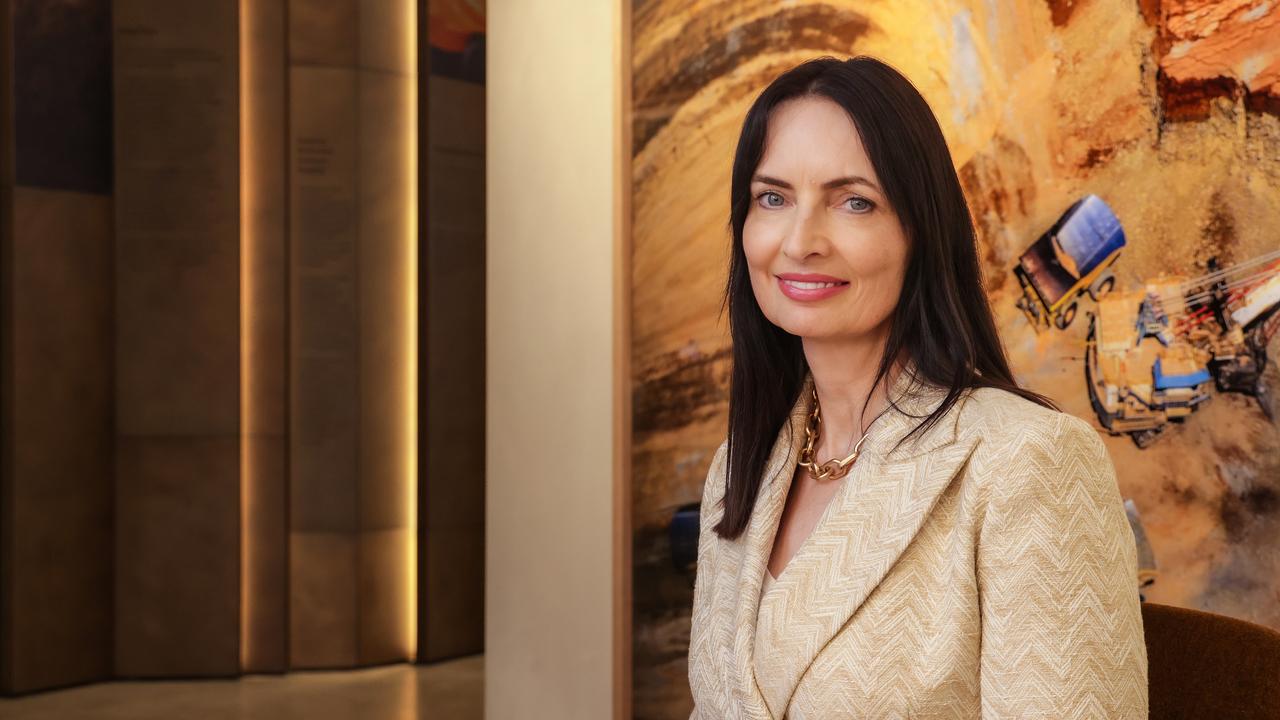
[688,439,728,720]
[976,413,1150,719]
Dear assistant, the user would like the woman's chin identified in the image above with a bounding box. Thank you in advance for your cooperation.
[760,302,862,340]
[775,317,839,340]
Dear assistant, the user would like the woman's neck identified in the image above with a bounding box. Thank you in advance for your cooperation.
[801,332,906,458]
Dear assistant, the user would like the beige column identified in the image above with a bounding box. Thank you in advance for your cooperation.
[487,0,630,716]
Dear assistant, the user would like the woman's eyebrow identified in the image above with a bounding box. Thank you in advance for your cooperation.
[752,174,881,192]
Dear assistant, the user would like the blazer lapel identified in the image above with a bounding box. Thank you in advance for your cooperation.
[738,362,981,719]
[723,371,815,719]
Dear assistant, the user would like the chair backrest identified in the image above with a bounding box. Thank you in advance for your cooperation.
[1142,601,1280,720]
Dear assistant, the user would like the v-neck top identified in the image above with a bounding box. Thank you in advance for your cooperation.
[761,568,777,597]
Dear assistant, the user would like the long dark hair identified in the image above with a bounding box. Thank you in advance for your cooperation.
[714,55,1058,540]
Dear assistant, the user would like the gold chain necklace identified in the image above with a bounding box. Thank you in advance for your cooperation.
[797,384,890,482]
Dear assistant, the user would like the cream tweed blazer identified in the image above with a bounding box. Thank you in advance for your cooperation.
[687,366,1149,719]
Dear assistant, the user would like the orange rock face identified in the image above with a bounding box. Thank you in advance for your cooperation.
[1149,0,1280,120]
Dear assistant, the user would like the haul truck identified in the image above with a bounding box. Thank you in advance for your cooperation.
[1015,194,1126,332]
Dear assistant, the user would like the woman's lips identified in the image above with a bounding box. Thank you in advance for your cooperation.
[776,275,850,301]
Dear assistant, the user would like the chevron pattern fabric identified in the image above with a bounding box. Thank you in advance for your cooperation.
[687,365,1149,719]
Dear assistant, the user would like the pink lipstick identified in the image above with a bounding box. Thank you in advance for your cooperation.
[776,272,850,301]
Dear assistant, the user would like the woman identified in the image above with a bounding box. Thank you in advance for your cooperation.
[686,56,1148,719]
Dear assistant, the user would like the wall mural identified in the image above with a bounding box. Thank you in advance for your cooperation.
[629,1,1280,717]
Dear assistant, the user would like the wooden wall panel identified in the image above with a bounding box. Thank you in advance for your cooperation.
[288,0,416,668]
[0,0,115,695]
[420,73,485,662]
[3,188,114,693]
[3,0,420,691]
[112,0,242,677]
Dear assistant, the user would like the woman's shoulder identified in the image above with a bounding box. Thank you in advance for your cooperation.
[957,384,1105,463]
[699,438,731,507]
[959,383,1058,423]
[960,386,1126,545]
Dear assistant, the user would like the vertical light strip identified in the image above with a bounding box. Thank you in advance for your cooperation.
[237,0,253,669]
[403,0,419,661]
[612,0,633,713]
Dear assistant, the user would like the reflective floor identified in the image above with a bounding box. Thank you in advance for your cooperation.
[0,655,482,720]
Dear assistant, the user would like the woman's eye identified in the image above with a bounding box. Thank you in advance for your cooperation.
[846,196,874,213]
[757,191,784,208]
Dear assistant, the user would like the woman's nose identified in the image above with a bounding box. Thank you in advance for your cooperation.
[781,207,829,260]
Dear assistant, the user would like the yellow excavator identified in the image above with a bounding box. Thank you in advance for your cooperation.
[1084,251,1280,447]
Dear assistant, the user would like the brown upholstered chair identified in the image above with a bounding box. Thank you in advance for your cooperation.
[1142,601,1280,719]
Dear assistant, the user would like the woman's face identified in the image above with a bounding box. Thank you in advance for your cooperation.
[743,95,910,342]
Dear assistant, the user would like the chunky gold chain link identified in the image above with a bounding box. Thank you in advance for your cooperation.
[796,384,879,481]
